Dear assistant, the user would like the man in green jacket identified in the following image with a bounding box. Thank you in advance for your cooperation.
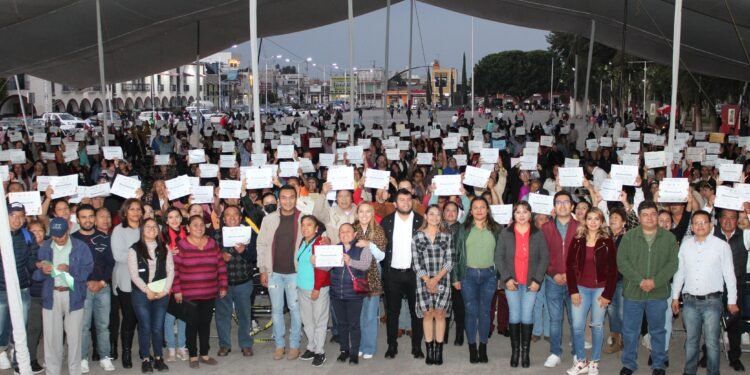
[616,201,678,375]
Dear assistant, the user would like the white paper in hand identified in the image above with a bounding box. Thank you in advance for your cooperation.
[327,166,354,191]
[110,175,141,199]
[599,179,623,202]
[364,169,390,190]
[463,166,491,188]
[219,180,242,199]
[558,168,584,187]
[528,193,554,215]
[658,178,689,203]
[718,163,742,182]
[165,175,191,200]
[490,204,513,225]
[432,175,462,196]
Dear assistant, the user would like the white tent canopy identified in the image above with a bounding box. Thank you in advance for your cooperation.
[1,0,748,87]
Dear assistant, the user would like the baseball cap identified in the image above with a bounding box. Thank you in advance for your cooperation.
[49,217,69,238]
[7,202,25,214]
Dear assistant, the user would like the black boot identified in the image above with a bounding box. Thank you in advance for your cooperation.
[425,341,434,365]
[468,343,479,364]
[509,324,521,367]
[434,342,443,365]
[110,337,119,360]
[121,330,135,369]
[521,323,533,368]
[454,330,464,346]
[478,343,488,363]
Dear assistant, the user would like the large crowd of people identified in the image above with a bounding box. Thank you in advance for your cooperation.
[0,104,748,375]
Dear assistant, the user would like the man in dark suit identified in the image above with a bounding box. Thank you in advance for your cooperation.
[380,189,424,360]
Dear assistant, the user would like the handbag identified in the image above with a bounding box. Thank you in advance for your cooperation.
[347,264,369,295]
[167,294,197,324]
[366,258,383,296]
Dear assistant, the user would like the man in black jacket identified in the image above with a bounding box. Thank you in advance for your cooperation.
[380,189,424,360]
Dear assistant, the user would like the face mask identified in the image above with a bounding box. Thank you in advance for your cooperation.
[264,204,277,213]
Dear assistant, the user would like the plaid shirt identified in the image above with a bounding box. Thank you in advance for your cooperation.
[214,225,256,285]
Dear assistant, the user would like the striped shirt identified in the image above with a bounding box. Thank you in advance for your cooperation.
[173,237,228,301]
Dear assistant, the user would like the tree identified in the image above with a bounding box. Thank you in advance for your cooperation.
[280,65,297,74]
[461,53,468,106]
[474,50,555,102]
[426,69,432,106]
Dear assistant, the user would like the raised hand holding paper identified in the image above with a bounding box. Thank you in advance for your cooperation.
[558,167,584,187]
[432,175,462,196]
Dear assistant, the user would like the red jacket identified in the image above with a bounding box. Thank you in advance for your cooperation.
[540,218,578,276]
[565,236,619,300]
[310,237,331,291]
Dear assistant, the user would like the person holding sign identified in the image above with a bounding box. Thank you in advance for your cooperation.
[127,218,174,372]
[412,205,454,366]
[495,201,549,369]
[294,215,331,367]
[214,206,257,359]
[322,224,372,365]
[450,197,502,364]
[161,208,188,362]
[565,208,618,375]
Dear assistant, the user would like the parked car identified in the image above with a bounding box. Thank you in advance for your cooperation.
[40,112,87,132]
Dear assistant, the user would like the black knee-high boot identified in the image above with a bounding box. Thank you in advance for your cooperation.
[509,324,521,367]
[521,324,533,368]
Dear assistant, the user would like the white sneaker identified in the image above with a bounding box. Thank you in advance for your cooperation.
[99,357,115,371]
[588,361,599,375]
[81,359,89,374]
[0,352,11,370]
[363,354,373,359]
[358,352,363,357]
[544,354,561,368]
[584,341,592,349]
[177,348,189,361]
[742,332,750,345]
[566,359,589,375]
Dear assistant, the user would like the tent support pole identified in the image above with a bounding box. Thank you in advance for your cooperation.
[13,76,30,137]
[250,0,262,146]
[584,19,595,119]
[348,0,355,139]
[666,0,683,178]
[96,0,111,145]
[381,0,390,125]
[619,0,628,118]
[471,16,475,118]
[407,0,414,109]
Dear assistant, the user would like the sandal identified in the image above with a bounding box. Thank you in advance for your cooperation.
[189,358,199,369]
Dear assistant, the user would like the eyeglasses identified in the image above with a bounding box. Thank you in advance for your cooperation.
[554,200,572,206]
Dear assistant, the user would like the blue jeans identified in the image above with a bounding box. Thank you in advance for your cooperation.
[359,295,380,355]
[506,284,537,324]
[216,280,254,349]
[81,286,111,359]
[164,313,186,349]
[131,288,168,359]
[621,298,667,372]
[461,267,497,345]
[0,289,30,348]
[571,286,606,361]
[682,295,722,375]
[532,279,550,337]
[268,273,301,349]
[607,281,624,333]
[546,275,572,357]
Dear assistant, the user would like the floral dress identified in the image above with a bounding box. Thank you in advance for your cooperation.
[412,231,453,318]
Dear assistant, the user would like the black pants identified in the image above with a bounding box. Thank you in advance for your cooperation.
[446,286,465,342]
[186,299,215,357]
[116,289,138,350]
[331,297,363,354]
[110,287,119,349]
[384,268,423,349]
[727,282,745,362]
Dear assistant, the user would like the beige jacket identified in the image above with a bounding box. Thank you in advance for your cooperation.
[256,209,304,274]
[312,194,357,243]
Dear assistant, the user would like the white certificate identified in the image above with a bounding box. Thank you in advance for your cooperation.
[110,175,141,199]
[8,192,42,216]
[222,226,253,247]
[62,150,78,163]
[85,145,100,155]
[102,146,123,160]
[719,164,743,182]
[468,140,483,154]
[219,155,236,168]
[319,153,336,167]
[33,133,46,143]
[629,130,641,140]
[433,175,462,196]
[528,193,554,215]
[221,141,235,154]
[599,137,613,147]
[621,154,639,166]
[397,141,409,151]
[586,139,599,151]
[564,158,579,168]
[706,143,721,155]
[309,138,322,148]
[520,154,537,170]
[540,136,553,147]
[188,149,205,164]
[715,186,744,211]
[599,179,623,201]
[198,164,219,178]
[243,167,273,190]
[480,148,499,164]
[279,161,299,178]
[219,180,242,199]
[417,153,433,165]
[463,166,491,188]
[490,204,513,225]
[314,245,343,268]
[443,137,458,150]
[327,166,354,191]
[610,165,639,186]
[658,178,690,203]
[558,167,584,187]
[85,183,110,198]
[385,149,400,161]
[191,186,214,204]
[234,130,250,140]
[299,158,316,174]
[251,153,267,166]
[644,151,666,169]
[154,154,171,166]
[346,146,364,163]
[643,133,656,144]
[626,141,640,154]
[454,154,467,166]
[49,175,78,199]
[165,175,191,200]
[365,169,390,190]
